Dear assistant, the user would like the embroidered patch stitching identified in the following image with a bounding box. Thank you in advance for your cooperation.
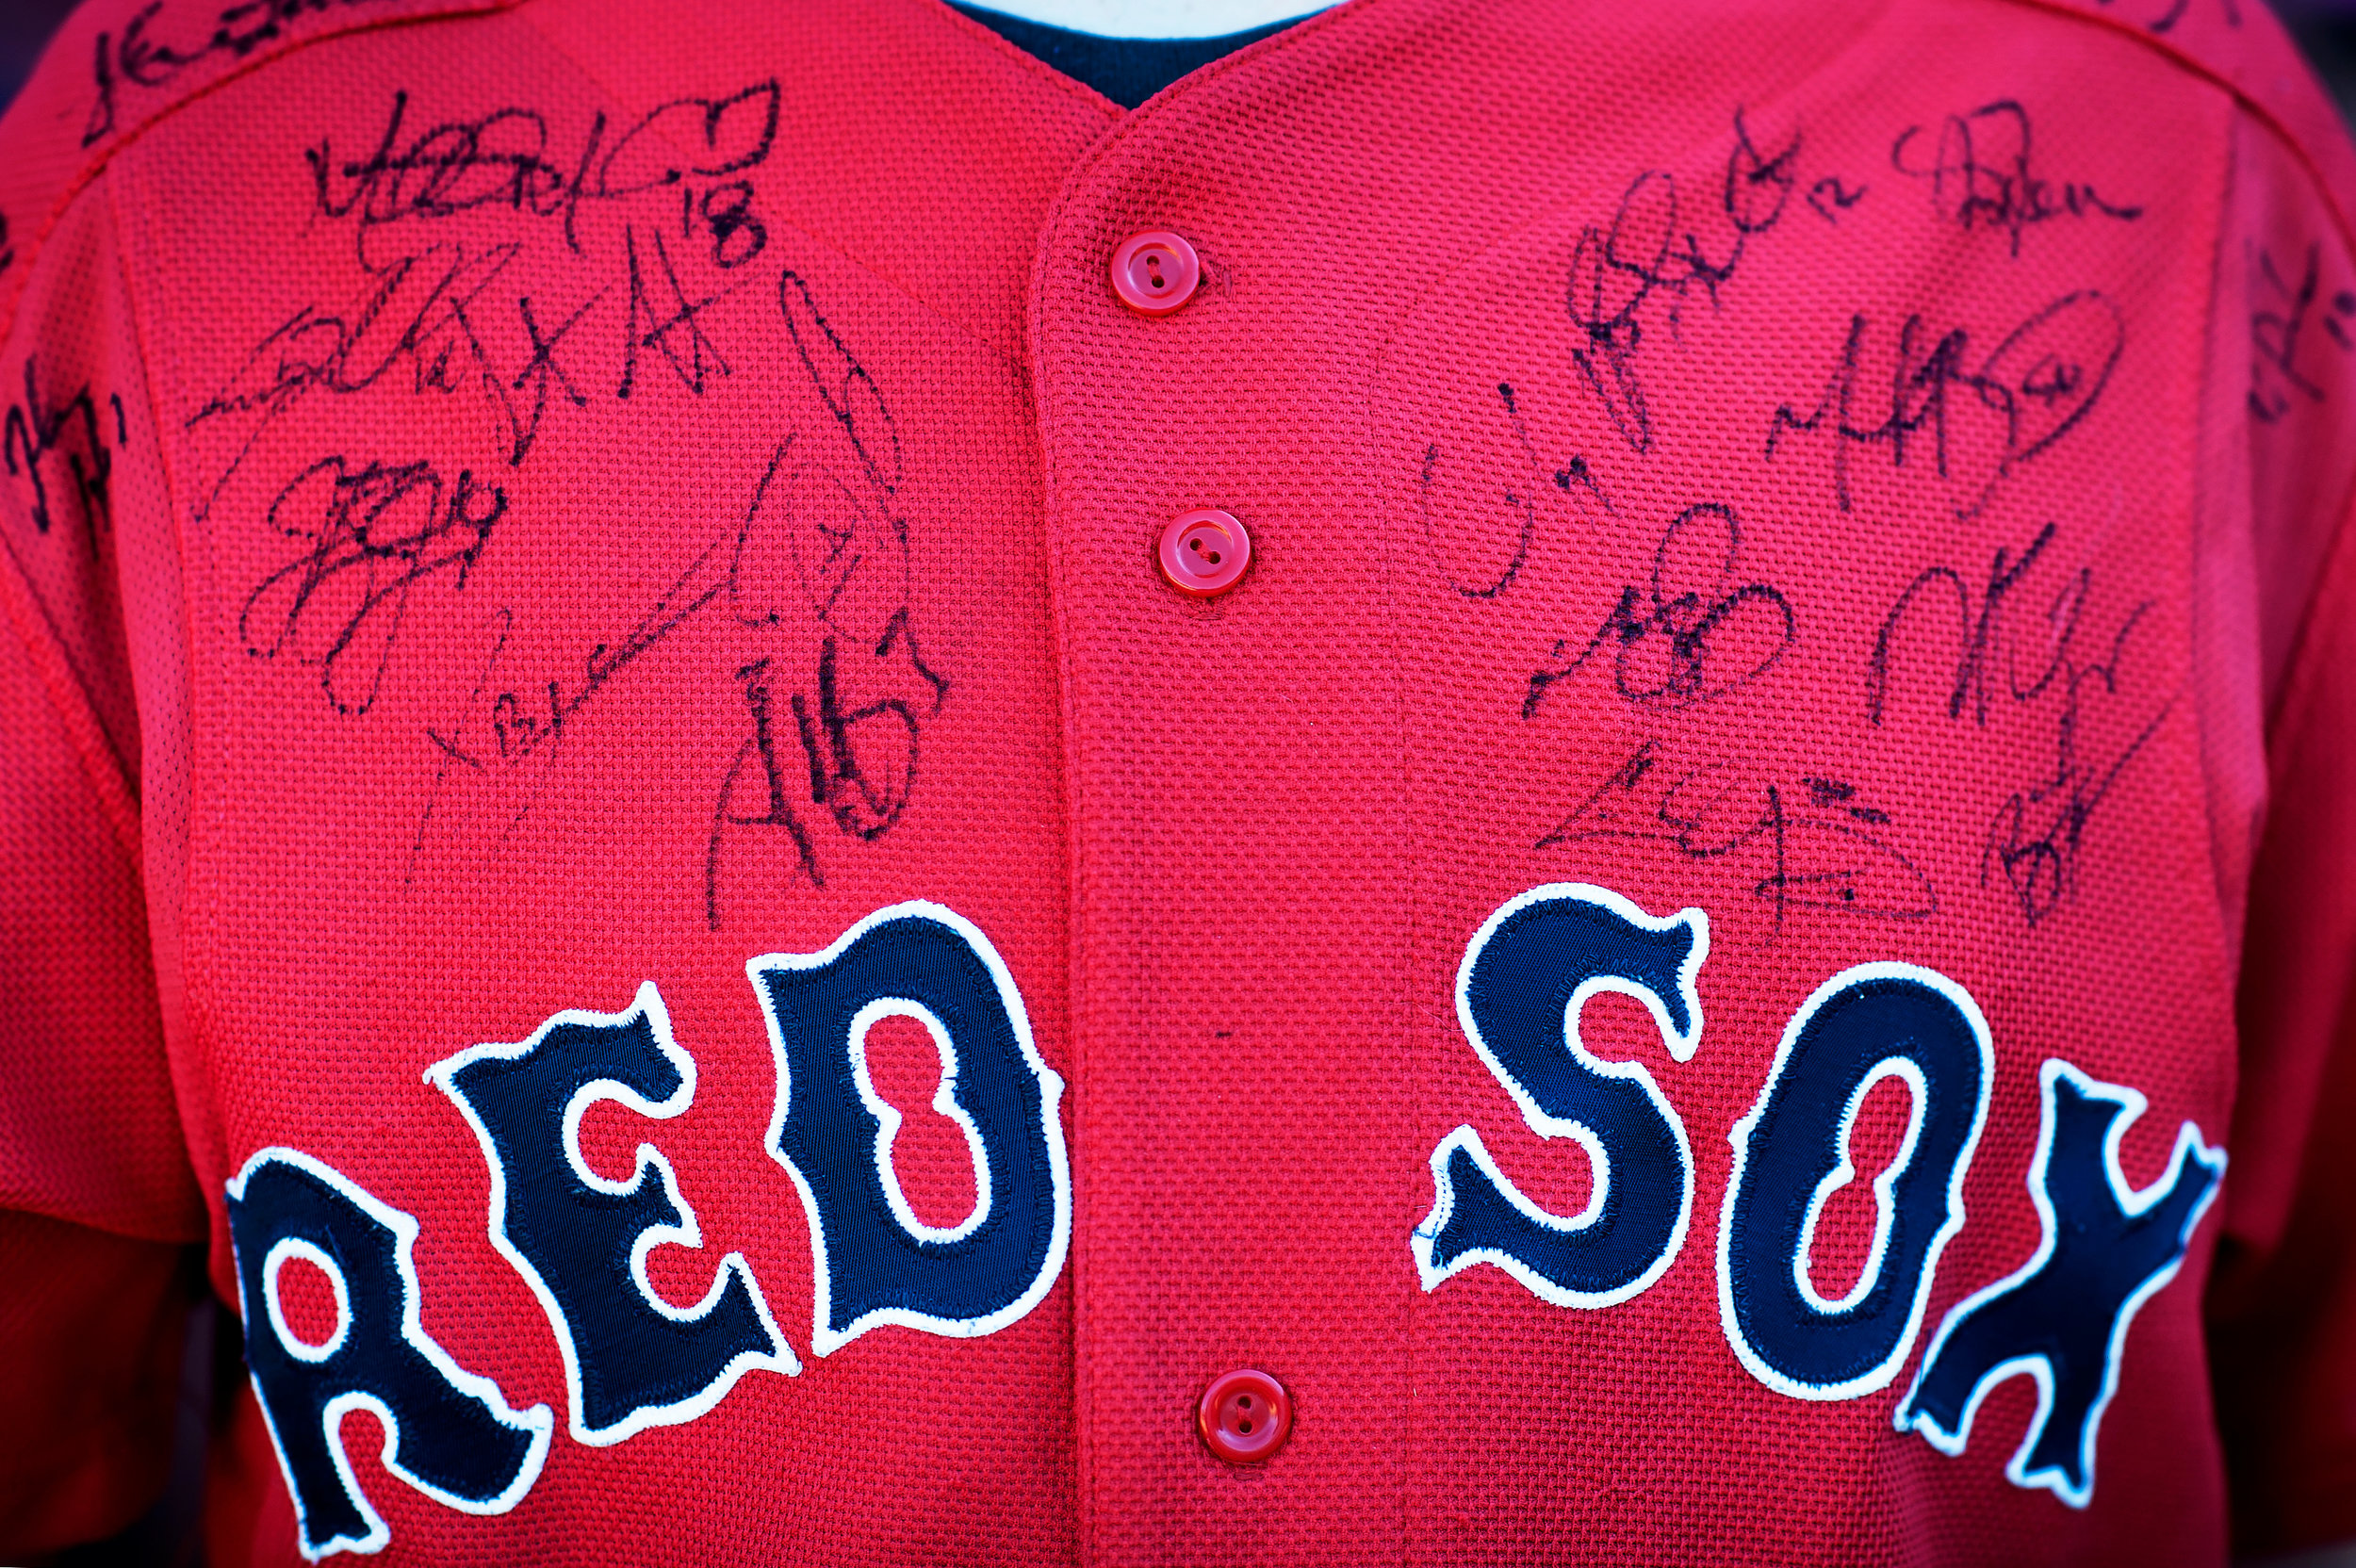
[1894,1057,2226,1507]
[1412,882,1707,1309]
[426,982,800,1447]
[225,1147,553,1560]
[847,998,994,1244]
[1716,961,1994,1402]
[750,899,1072,1356]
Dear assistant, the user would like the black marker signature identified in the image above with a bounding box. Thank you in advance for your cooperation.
[1415,108,1855,603]
[489,525,733,766]
[1541,739,1935,923]
[190,77,781,525]
[1415,381,1615,600]
[5,358,127,550]
[418,418,941,915]
[707,271,940,924]
[377,268,938,907]
[709,652,826,896]
[189,221,750,516]
[1525,501,1794,716]
[1892,101,2141,256]
[85,0,393,148]
[710,614,944,912]
[239,454,505,715]
[618,225,747,400]
[1808,177,1867,224]
[189,242,531,498]
[2249,240,2356,424]
[309,84,778,265]
[1869,521,2172,925]
[1565,107,1800,452]
[1764,290,2123,516]
[2102,0,2239,35]
[405,510,742,881]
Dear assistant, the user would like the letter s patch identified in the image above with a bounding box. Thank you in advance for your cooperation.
[1414,883,1706,1309]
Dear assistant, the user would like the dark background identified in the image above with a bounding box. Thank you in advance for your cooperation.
[3,0,76,112]
[2282,0,2356,122]
[7,0,2356,121]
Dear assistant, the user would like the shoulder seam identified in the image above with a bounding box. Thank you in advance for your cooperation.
[1992,0,2356,271]
[1,0,520,350]
[2267,449,2356,747]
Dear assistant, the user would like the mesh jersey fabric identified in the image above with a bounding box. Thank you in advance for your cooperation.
[3,0,2356,1561]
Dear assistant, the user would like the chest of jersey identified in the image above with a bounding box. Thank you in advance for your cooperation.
[85,0,2250,1558]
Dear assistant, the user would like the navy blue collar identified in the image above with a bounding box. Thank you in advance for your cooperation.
[951,5,1304,106]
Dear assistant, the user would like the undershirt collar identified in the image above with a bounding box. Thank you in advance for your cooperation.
[951,2,1326,107]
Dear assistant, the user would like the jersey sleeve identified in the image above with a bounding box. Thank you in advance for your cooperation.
[0,46,209,1557]
[2208,477,2356,1554]
[2197,78,2356,1561]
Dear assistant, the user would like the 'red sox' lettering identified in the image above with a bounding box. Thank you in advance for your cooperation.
[227,887,2220,1559]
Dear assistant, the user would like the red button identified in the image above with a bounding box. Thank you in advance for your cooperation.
[1157,509,1251,596]
[1110,231,1202,317]
[1198,1369,1292,1463]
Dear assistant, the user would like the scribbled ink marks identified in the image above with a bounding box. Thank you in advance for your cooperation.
[84,0,398,148]
[190,245,535,487]
[477,514,730,763]
[1891,102,2141,256]
[0,211,14,278]
[1565,108,1801,453]
[187,80,782,522]
[382,269,944,908]
[408,607,510,886]
[1524,502,1794,717]
[617,226,750,400]
[706,272,944,923]
[2099,0,2240,36]
[307,86,779,266]
[1808,178,1867,224]
[4,358,129,550]
[2248,241,2356,425]
[205,83,941,905]
[1869,522,2172,926]
[1413,107,1844,602]
[1541,740,1935,923]
[188,224,752,498]
[1764,292,2123,516]
[1415,382,1615,600]
[776,271,906,502]
[239,456,506,715]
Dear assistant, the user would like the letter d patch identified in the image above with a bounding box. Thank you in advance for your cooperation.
[749,902,1071,1355]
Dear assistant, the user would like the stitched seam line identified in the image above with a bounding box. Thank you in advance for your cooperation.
[0,0,523,350]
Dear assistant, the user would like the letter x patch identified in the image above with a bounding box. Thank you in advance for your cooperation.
[1896,1059,2225,1507]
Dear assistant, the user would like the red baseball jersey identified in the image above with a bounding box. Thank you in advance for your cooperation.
[3,0,2355,1560]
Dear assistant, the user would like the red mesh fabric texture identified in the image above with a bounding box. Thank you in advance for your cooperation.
[0,0,2353,1561]
[0,1210,192,1557]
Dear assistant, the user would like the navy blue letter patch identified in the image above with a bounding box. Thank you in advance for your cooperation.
[749,901,1072,1354]
[1413,883,1706,1309]
[1716,963,1994,1399]
[428,983,798,1446]
[1896,1059,2224,1506]
[225,1149,552,1560]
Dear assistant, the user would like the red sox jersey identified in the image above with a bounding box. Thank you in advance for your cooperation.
[3,0,2356,1561]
